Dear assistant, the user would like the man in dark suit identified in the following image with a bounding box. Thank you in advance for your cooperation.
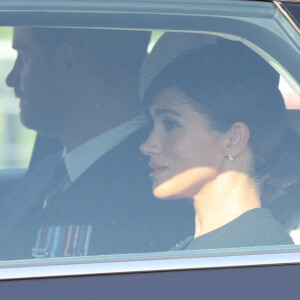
[0,27,194,259]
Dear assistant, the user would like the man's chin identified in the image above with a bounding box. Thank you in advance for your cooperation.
[20,113,36,131]
[20,107,37,125]
[20,113,60,139]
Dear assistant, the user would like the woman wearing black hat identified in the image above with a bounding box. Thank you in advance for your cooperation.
[140,36,299,250]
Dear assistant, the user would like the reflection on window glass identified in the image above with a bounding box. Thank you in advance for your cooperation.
[0,28,35,169]
[148,31,164,53]
[0,27,299,264]
[279,76,300,110]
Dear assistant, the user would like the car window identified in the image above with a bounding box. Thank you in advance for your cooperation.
[0,28,35,169]
[0,0,299,280]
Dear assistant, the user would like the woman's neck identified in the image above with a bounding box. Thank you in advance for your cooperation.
[193,170,261,238]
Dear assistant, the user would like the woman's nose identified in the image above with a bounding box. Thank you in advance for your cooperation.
[140,133,161,156]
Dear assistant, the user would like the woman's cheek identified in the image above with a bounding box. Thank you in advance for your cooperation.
[153,167,217,199]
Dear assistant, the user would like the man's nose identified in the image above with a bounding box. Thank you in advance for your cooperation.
[6,61,19,88]
[140,133,161,156]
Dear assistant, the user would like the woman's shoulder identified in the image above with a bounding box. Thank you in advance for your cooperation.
[245,208,294,244]
[209,208,294,247]
[170,208,294,251]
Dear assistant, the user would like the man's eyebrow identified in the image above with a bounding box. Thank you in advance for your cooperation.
[154,108,180,116]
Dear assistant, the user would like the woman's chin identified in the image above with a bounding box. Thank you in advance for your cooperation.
[153,181,185,200]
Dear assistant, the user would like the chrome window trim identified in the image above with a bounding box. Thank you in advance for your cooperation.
[274,1,300,35]
[0,250,300,280]
[0,0,280,13]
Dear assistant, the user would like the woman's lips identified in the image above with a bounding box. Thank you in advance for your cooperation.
[149,162,167,178]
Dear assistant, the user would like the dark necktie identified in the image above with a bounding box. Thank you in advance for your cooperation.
[32,158,91,259]
[42,158,71,209]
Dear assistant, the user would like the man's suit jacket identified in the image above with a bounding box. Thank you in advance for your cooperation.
[0,127,194,259]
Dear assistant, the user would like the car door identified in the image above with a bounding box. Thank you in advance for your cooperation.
[0,1,300,299]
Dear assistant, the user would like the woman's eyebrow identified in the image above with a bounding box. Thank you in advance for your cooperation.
[154,108,180,116]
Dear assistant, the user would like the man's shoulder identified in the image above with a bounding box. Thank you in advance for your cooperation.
[17,126,149,197]
[107,125,150,156]
[86,125,150,173]
[64,126,151,197]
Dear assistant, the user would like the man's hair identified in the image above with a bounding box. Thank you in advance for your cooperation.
[31,28,150,83]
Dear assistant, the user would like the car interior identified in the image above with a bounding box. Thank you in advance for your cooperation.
[0,3,298,289]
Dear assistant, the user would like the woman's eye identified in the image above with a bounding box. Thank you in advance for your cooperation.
[163,118,179,131]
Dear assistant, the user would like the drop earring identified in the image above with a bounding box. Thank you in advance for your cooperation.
[227,153,234,161]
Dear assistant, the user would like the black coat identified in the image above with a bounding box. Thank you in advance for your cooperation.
[0,128,194,259]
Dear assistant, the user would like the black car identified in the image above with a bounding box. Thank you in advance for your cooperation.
[0,0,300,298]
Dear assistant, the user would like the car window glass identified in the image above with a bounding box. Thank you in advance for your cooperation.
[0,12,299,268]
[0,28,35,169]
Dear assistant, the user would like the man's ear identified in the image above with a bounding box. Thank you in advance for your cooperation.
[54,42,78,73]
[225,122,250,158]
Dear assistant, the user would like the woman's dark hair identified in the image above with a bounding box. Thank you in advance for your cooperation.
[143,39,300,230]
[144,40,286,162]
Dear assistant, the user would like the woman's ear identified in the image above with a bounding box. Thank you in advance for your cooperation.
[226,122,250,158]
